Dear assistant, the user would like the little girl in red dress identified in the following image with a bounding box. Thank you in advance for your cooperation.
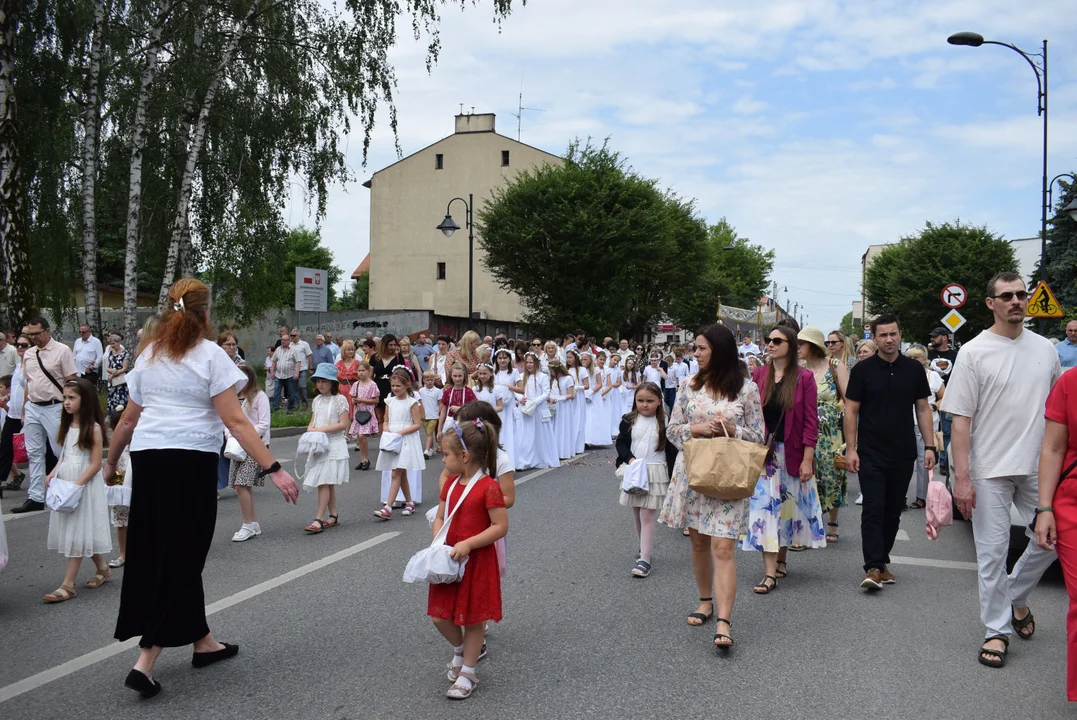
[428,418,508,701]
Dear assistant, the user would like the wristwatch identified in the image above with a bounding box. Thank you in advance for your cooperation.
[924,445,937,453]
[1036,506,1054,513]
[257,461,282,478]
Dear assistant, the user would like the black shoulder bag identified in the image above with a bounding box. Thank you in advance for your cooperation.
[34,349,65,395]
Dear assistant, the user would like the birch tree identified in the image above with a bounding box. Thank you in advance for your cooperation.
[78,0,108,335]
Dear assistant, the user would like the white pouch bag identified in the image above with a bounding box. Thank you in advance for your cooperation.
[520,399,539,417]
[403,473,480,584]
[619,459,650,495]
[297,431,329,457]
[379,432,403,453]
[46,478,83,513]
[223,436,247,462]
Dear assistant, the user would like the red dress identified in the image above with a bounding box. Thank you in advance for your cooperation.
[427,475,506,626]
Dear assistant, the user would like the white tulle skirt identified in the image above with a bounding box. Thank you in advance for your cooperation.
[47,474,112,558]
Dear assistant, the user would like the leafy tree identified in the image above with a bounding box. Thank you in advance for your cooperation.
[864,220,1017,343]
[1035,175,1077,338]
[334,272,369,311]
[478,139,710,339]
[839,311,854,337]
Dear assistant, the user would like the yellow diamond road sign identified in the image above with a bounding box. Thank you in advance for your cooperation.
[941,309,966,333]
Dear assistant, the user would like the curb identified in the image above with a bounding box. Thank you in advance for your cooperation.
[272,426,308,438]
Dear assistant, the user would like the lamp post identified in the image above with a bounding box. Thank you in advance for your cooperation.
[947,31,1050,327]
[1049,173,1077,223]
[435,193,474,328]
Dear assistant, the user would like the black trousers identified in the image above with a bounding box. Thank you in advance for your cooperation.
[859,456,914,571]
[115,449,219,648]
[0,416,56,482]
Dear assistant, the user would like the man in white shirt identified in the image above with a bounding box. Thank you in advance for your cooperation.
[738,335,760,358]
[270,335,301,411]
[73,323,104,387]
[0,333,16,378]
[289,328,313,410]
[940,272,1062,668]
[324,332,341,360]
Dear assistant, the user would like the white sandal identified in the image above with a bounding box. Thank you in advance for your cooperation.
[446,670,477,700]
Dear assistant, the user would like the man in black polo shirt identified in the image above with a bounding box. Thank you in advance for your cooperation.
[844,314,936,590]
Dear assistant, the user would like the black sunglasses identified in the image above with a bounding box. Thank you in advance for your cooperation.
[989,291,1028,302]
[825,340,842,346]
[16,342,29,348]
[766,337,788,346]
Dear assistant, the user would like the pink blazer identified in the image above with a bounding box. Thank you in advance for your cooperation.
[752,365,818,475]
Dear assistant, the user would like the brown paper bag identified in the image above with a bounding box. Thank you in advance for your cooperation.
[684,434,768,501]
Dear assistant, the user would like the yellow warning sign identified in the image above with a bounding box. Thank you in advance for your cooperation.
[1027,281,1065,319]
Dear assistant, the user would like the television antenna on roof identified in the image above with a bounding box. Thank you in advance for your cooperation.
[511,88,546,141]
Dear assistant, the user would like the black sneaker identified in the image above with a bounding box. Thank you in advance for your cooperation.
[631,560,651,578]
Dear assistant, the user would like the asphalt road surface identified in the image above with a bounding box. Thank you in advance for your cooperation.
[0,436,1072,719]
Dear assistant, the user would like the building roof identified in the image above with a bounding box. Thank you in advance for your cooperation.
[352,254,370,278]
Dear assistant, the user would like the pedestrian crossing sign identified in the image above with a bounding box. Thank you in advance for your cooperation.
[1026,281,1064,319]
[941,309,966,333]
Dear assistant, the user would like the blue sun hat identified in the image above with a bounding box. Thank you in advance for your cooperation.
[311,362,338,382]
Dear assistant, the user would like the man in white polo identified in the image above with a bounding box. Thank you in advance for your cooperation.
[11,317,77,513]
[290,328,313,410]
[941,272,1061,669]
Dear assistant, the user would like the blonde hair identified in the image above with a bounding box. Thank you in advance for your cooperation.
[828,330,851,365]
[340,340,356,359]
[458,330,480,358]
[905,346,929,369]
[856,339,877,356]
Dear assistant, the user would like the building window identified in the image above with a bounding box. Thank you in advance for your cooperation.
[501,150,510,167]
[435,153,444,170]
[437,262,446,280]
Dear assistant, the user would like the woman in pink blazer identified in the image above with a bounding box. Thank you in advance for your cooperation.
[740,324,826,593]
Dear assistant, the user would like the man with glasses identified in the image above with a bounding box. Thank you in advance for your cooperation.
[290,328,313,410]
[941,272,1061,669]
[1056,320,1077,370]
[844,313,935,589]
[73,323,103,387]
[12,317,77,513]
[324,332,340,360]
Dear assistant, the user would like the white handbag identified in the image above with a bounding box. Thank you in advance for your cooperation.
[223,436,247,462]
[46,478,83,513]
[619,459,650,495]
[403,473,480,584]
[294,431,329,481]
[106,484,132,507]
[520,399,539,416]
[379,432,403,453]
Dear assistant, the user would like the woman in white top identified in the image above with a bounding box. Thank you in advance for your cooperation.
[227,362,272,542]
[905,346,945,508]
[104,279,298,699]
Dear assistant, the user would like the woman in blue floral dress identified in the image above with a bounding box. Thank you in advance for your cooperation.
[660,324,763,648]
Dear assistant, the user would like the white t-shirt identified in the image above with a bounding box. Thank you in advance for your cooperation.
[686,358,699,376]
[496,447,512,478]
[418,386,441,420]
[127,339,247,454]
[294,339,313,371]
[665,362,686,389]
[642,366,663,386]
[939,329,1062,478]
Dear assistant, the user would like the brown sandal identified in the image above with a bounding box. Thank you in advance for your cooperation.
[43,584,77,603]
[86,569,111,589]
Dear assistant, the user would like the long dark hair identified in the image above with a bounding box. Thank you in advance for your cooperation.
[690,324,744,401]
[59,378,107,451]
[763,325,798,411]
[625,381,667,451]
[378,334,398,360]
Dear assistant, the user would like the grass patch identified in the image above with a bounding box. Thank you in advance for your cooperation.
[271,409,311,428]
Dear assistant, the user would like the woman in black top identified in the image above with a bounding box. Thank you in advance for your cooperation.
[370,334,404,427]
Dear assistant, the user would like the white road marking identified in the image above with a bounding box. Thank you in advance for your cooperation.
[889,555,977,571]
[514,452,592,487]
[1,508,47,522]
[0,531,400,705]
[895,529,910,541]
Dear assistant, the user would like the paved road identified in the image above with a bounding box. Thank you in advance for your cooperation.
[0,438,1072,719]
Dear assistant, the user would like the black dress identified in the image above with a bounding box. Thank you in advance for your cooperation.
[370,353,405,409]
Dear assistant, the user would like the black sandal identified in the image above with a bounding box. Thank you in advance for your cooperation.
[753,576,777,595]
[775,561,788,578]
[826,522,839,543]
[686,597,713,626]
[1012,607,1036,640]
[713,618,734,649]
[978,635,1008,668]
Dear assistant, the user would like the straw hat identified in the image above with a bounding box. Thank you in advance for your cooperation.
[797,327,828,354]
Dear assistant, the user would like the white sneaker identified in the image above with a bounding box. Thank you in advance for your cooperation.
[232,523,261,542]
[855,493,863,506]
[424,449,434,458]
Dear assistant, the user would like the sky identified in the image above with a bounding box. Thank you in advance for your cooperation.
[287,0,1077,336]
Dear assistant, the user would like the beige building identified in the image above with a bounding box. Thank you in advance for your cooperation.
[859,243,890,326]
[365,112,562,325]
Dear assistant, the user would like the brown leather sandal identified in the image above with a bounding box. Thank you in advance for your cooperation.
[86,569,111,589]
[43,584,77,603]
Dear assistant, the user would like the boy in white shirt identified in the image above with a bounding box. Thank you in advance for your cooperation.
[418,371,442,457]
[663,351,686,411]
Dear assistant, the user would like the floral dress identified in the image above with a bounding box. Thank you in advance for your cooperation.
[814,362,846,513]
[106,347,130,416]
[659,380,764,539]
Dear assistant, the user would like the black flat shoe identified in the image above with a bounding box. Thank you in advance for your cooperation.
[124,669,161,698]
[192,642,239,668]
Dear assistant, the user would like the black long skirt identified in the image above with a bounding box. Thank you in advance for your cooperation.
[114,449,219,648]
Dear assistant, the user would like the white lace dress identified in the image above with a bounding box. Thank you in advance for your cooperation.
[375,395,427,471]
[47,431,112,558]
[303,394,350,489]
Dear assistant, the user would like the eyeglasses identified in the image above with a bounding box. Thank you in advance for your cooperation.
[766,337,787,346]
[24,331,41,338]
[989,291,1028,302]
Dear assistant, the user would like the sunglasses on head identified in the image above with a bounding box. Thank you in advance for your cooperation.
[990,290,1028,302]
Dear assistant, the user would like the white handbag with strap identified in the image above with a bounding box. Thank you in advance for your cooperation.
[403,472,480,584]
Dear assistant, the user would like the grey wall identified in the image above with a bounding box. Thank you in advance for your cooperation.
[219,310,435,356]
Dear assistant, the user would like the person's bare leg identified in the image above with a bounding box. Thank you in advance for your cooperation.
[116,526,127,560]
[638,508,656,563]
[133,646,164,677]
[460,623,484,667]
[193,632,226,654]
[358,434,368,461]
[62,556,81,587]
[712,537,737,645]
[316,485,330,520]
[385,472,403,508]
[433,617,464,646]
[688,528,713,621]
[327,485,338,517]
[236,486,256,524]
[398,470,413,503]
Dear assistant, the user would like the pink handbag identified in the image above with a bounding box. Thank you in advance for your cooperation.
[925,473,953,540]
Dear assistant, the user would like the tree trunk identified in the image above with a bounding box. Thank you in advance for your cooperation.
[123,0,173,343]
[79,0,107,335]
[157,3,259,310]
[0,1,34,325]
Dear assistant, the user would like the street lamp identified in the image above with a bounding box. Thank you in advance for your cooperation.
[1049,173,1077,223]
[435,193,474,327]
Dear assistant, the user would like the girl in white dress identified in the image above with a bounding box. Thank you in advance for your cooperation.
[547,358,576,459]
[606,353,624,438]
[582,352,610,447]
[509,353,560,469]
[493,349,521,466]
[43,378,112,602]
[302,363,351,534]
[374,368,427,520]
[621,355,640,416]
[642,353,665,387]
[565,350,587,455]
[472,363,503,414]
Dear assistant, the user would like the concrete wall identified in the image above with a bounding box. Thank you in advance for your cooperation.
[220,310,435,356]
[367,113,563,324]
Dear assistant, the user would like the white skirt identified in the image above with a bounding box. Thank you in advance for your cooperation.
[497,404,517,470]
[551,402,576,459]
[47,474,112,558]
[585,392,612,447]
[572,393,587,455]
[515,408,560,470]
[375,425,427,471]
[302,457,350,489]
[609,390,625,438]
[618,463,670,510]
[381,469,423,505]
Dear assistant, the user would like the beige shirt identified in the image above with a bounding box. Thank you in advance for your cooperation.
[24,338,77,403]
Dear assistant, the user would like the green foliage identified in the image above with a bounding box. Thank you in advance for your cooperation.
[1036,176,1077,338]
[839,311,855,337]
[477,139,712,339]
[864,220,1017,343]
[334,271,369,311]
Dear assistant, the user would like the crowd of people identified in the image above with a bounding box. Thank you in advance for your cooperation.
[5,270,1077,704]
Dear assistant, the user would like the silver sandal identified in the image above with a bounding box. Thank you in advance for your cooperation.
[446,670,477,700]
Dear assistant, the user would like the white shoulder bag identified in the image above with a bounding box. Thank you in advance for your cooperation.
[294,431,329,480]
[403,472,480,584]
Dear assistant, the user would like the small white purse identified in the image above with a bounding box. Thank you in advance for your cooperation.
[403,473,480,584]
[379,432,403,453]
[619,459,650,495]
[223,436,247,462]
[46,478,83,513]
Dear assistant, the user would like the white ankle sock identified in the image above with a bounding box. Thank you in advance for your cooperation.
[451,644,465,667]
[457,665,476,688]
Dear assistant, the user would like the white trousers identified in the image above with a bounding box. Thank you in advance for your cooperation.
[972,474,1056,639]
[380,469,422,505]
[23,402,63,503]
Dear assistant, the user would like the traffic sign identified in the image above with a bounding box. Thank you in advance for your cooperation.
[1026,280,1064,319]
[941,309,966,333]
[941,283,967,309]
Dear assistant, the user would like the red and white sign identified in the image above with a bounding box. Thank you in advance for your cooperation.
[295,266,328,312]
[941,283,967,309]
